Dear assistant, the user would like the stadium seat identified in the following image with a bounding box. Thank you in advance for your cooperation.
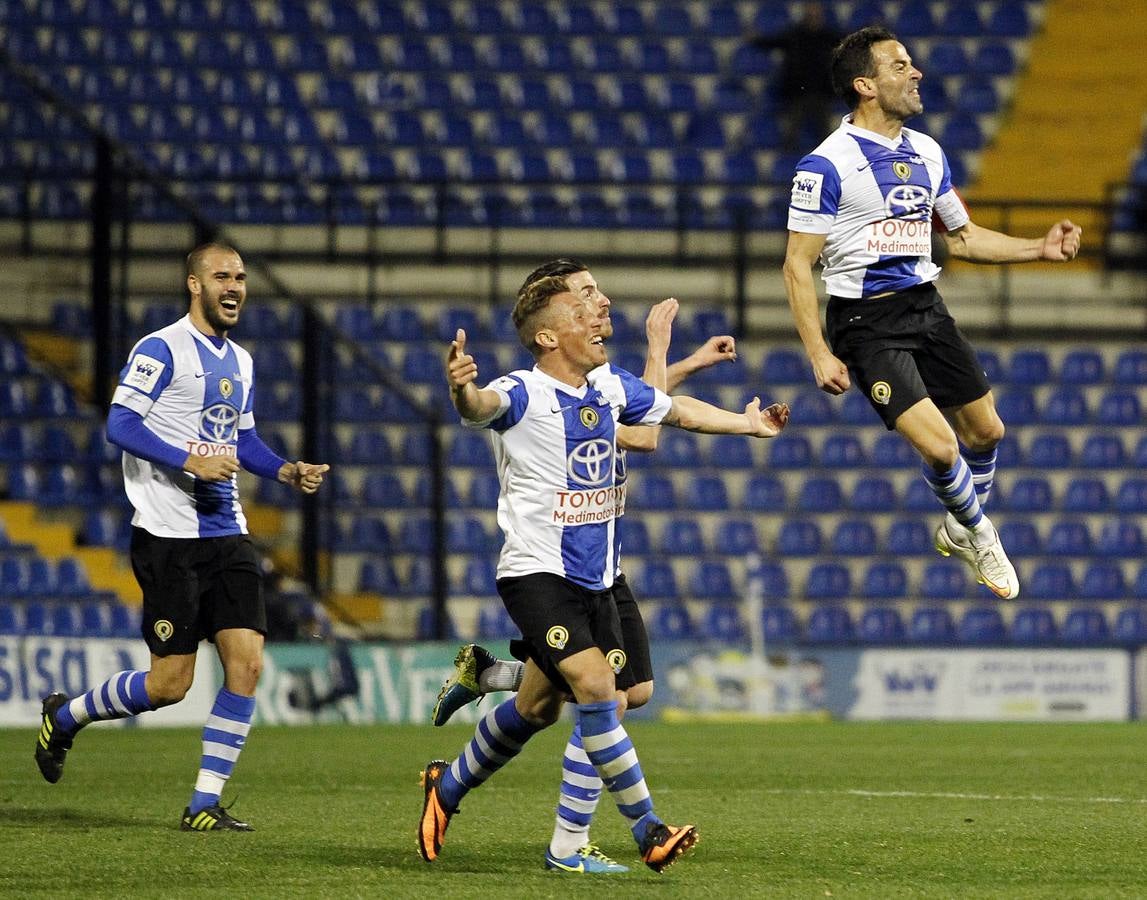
[768,435,814,469]
[831,520,878,556]
[886,518,932,555]
[901,479,939,512]
[1025,434,1072,469]
[55,557,90,597]
[762,605,799,643]
[703,603,745,642]
[974,41,1017,76]
[858,607,906,644]
[1079,562,1127,600]
[467,470,502,509]
[742,474,787,511]
[1011,607,1058,646]
[957,607,1007,645]
[908,606,956,644]
[805,605,854,644]
[344,517,393,553]
[996,520,1042,556]
[635,560,679,600]
[360,559,401,595]
[661,517,705,556]
[459,557,497,597]
[630,474,676,510]
[714,517,760,555]
[1113,607,1147,645]
[447,430,494,467]
[819,434,865,468]
[1080,433,1127,469]
[1062,478,1109,513]
[650,603,693,640]
[1005,476,1054,511]
[761,348,810,384]
[993,389,1038,425]
[793,390,836,426]
[1045,520,1093,556]
[804,563,851,601]
[1113,348,1147,384]
[1116,477,1147,513]
[685,475,730,511]
[777,519,823,556]
[1059,349,1105,384]
[921,561,968,600]
[849,476,898,512]
[1060,608,1111,645]
[1026,562,1076,600]
[619,519,651,556]
[1096,389,1141,426]
[988,0,1033,37]
[1041,387,1089,425]
[1096,521,1144,557]
[690,560,735,600]
[840,391,875,425]
[872,432,918,468]
[798,477,844,513]
[861,562,908,601]
[748,561,791,602]
[709,434,755,468]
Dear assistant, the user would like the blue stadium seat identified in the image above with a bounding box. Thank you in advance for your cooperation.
[635,560,679,599]
[344,517,393,553]
[1041,387,1089,425]
[650,603,693,640]
[886,518,932,555]
[957,607,1007,645]
[894,0,936,36]
[858,607,906,643]
[927,43,971,77]
[762,348,809,384]
[661,518,705,555]
[1113,348,1147,384]
[1113,607,1147,645]
[1026,562,1076,600]
[977,348,1005,382]
[1116,477,1147,513]
[940,4,983,36]
[656,430,700,467]
[1045,520,1093,556]
[1062,478,1109,513]
[804,563,851,601]
[1080,433,1126,469]
[703,603,745,642]
[997,521,1042,556]
[714,518,760,555]
[921,561,968,600]
[690,560,735,600]
[448,430,494,468]
[973,41,1018,76]
[55,557,90,597]
[762,605,799,643]
[872,432,918,468]
[460,557,497,597]
[993,389,1037,425]
[742,474,787,511]
[1011,607,1058,646]
[1096,389,1141,426]
[987,0,1033,37]
[1060,608,1111,645]
[769,435,814,468]
[1005,476,1054,511]
[861,562,909,601]
[360,559,401,594]
[777,519,823,556]
[1079,562,1126,600]
[798,477,843,513]
[820,434,865,467]
[850,476,898,512]
[902,479,939,512]
[0,602,23,634]
[1026,433,1072,469]
[1096,520,1144,557]
[805,605,854,644]
[940,113,984,151]
[840,391,875,425]
[467,472,501,510]
[908,606,956,644]
[750,561,791,602]
[831,520,878,556]
[709,434,755,468]
[1059,349,1105,384]
[631,474,676,510]
[0,556,28,598]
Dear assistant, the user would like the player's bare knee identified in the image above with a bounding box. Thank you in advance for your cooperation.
[964,419,1004,450]
[146,672,193,706]
[626,681,654,710]
[225,658,263,695]
[922,437,960,471]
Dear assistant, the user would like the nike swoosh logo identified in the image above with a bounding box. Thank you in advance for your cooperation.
[548,857,585,872]
[194,371,207,378]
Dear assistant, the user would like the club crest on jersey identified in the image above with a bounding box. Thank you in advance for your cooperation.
[201,403,239,442]
[606,649,627,674]
[871,381,892,405]
[567,438,612,486]
[893,161,912,182]
[154,619,174,641]
[547,625,569,650]
[219,377,234,398]
[579,406,599,428]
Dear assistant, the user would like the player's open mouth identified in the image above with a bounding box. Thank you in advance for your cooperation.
[590,336,603,345]
[221,297,240,310]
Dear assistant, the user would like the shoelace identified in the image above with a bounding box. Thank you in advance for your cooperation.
[973,540,1012,582]
[581,843,621,865]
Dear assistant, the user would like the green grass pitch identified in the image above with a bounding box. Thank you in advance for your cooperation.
[4,720,1147,897]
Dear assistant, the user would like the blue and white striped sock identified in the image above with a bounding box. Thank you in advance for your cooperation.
[922,456,984,530]
[439,697,540,811]
[550,722,604,857]
[188,688,256,814]
[963,446,998,508]
[54,670,154,734]
[576,700,660,844]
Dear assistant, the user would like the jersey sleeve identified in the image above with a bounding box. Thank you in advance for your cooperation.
[110,336,174,416]
[466,373,527,431]
[787,154,841,234]
[932,151,970,232]
[614,367,672,426]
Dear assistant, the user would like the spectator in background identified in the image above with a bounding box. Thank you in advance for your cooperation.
[751,3,842,150]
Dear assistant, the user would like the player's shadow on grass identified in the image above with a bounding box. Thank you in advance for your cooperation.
[283,836,551,874]
[0,806,158,830]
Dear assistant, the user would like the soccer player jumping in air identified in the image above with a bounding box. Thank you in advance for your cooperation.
[34,243,329,831]
[783,26,1080,599]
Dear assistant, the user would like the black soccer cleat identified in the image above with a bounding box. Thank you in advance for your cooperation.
[180,802,255,832]
[34,692,73,784]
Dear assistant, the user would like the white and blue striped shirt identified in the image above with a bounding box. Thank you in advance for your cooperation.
[787,117,970,298]
[465,364,671,591]
[111,315,255,538]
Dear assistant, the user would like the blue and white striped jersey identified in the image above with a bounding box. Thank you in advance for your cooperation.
[787,117,970,298]
[111,315,255,538]
[465,364,671,591]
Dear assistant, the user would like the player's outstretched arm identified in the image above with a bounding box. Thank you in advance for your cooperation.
[663,395,789,437]
[279,461,330,494]
[445,328,502,421]
[941,219,1082,264]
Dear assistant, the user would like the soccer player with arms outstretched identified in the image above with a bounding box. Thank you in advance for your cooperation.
[34,243,329,831]
[784,26,1081,599]
[419,264,788,872]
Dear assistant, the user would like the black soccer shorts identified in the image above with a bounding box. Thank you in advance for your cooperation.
[130,527,266,656]
[825,282,991,429]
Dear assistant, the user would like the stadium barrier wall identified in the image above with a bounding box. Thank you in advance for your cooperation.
[0,638,1134,726]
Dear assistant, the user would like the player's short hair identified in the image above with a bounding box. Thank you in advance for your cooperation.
[511,259,590,355]
[186,242,240,278]
[831,25,898,109]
